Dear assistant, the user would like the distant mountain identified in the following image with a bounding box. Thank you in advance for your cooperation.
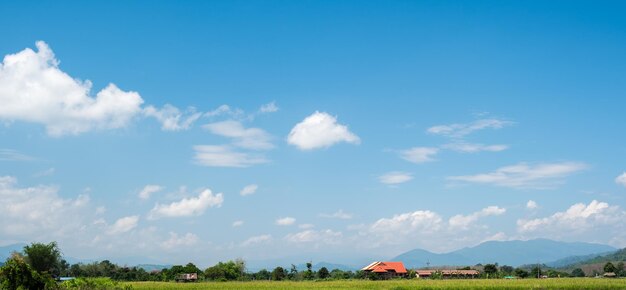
[546,251,616,268]
[555,248,626,269]
[393,239,616,268]
[0,243,27,261]
[294,262,357,272]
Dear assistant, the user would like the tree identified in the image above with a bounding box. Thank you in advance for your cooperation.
[317,267,329,279]
[483,264,498,277]
[0,253,55,290]
[616,262,625,277]
[271,266,286,281]
[23,242,62,277]
[303,262,314,280]
[571,268,586,277]
[255,269,270,280]
[500,265,514,275]
[515,268,529,278]
[604,262,616,273]
[288,264,298,280]
[530,266,542,278]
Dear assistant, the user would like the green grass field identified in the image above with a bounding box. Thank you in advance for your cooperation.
[126,278,626,289]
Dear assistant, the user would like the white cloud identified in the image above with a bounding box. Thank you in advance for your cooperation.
[378,172,413,185]
[0,41,144,136]
[259,102,279,114]
[298,223,315,229]
[287,111,360,150]
[107,215,139,235]
[448,162,587,188]
[399,147,439,163]
[427,118,513,139]
[517,200,624,237]
[319,209,352,220]
[275,217,296,226]
[0,149,35,161]
[285,229,342,245]
[616,172,626,188]
[143,104,201,131]
[204,105,242,118]
[526,200,538,210]
[193,145,269,167]
[443,143,509,153]
[34,168,55,177]
[139,185,163,200]
[240,184,258,196]
[241,234,272,247]
[0,176,91,238]
[161,232,198,249]
[448,206,506,230]
[370,210,443,236]
[203,120,273,150]
[148,189,223,219]
[232,220,244,227]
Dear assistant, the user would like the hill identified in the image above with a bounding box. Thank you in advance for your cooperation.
[557,248,626,269]
[393,239,616,268]
[0,243,27,262]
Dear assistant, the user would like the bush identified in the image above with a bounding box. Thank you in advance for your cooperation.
[0,254,56,290]
[60,277,132,290]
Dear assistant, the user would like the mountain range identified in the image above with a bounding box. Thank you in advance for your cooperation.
[393,239,616,268]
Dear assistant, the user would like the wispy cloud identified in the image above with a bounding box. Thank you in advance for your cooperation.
[0,149,35,161]
[319,209,353,220]
[143,104,202,131]
[448,162,587,188]
[275,217,296,226]
[138,185,163,200]
[107,215,139,235]
[203,120,273,150]
[241,234,272,247]
[448,206,506,230]
[193,145,269,168]
[378,172,413,185]
[616,172,626,188]
[240,184,258,196]
[427,118,513,139]
[442,143,509,153]
[399,147,438,163]
[161,232,198,249]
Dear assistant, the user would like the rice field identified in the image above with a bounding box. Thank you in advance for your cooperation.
[126,278,626,289]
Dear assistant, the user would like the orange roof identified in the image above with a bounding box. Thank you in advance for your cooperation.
[362,261,407,274]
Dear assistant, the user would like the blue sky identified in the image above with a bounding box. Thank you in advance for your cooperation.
[1,1,626,267]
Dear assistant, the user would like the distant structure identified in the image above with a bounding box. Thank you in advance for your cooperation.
[416,269,479,279]
[361,261,407,279]
[175,273,198,282]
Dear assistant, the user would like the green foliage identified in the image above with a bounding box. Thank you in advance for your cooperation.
[270,266,286,281]
[530,266,542,278]
[514,268,529,278]
[204,260,245,281]
[24,242,62,277]
[615,262,625,277]
[0,254,56,290]
[603,262,616,273]
[571,268,586,277]
[303,262,314,280]
[317,267,329,279]
[483,264,498,277]
[499,265,514,275]
[60,277,132,290]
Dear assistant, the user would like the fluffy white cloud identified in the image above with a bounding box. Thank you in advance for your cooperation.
[448,162,587,188]
[203,120,273,150]
[526,200,538,210]
[0,41,144,136]
[448,206,506,230]
[370,210,443,236]
[232,220,244,227]
[443,143,508,153]
[275,217,296,226]
[240,184,258,196]
[378,172,413,185]
[107,215,139,235]
[161,232,199,249]
[241,234,272,247]
[143,104,201,131]
[517,200,624,238]
[427,118,513,138]
[0,176,91,238]
[319,209,352,220]
[138,185,163,200]
[616,172,626,188]
[399,147,439,163]
[193,145,269,167]
[148,189,223,219]
[259,102,279,114]
[287,111,360,150]
[285,229,342,245]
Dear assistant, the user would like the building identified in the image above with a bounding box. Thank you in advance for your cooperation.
[361,261,408,279]
[175,273,198,282]
[416,269,480,279]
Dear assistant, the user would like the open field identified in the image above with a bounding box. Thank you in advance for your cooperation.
[127,278,626,289]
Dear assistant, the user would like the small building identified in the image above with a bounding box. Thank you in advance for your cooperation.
[175,273,198,282]
[416,269,479,279]
[603,272,616,278]
[361,261,408,279]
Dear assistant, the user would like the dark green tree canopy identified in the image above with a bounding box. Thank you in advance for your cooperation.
[23,242,62,276]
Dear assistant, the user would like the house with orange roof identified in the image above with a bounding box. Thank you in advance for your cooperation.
[361,261,408,279]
